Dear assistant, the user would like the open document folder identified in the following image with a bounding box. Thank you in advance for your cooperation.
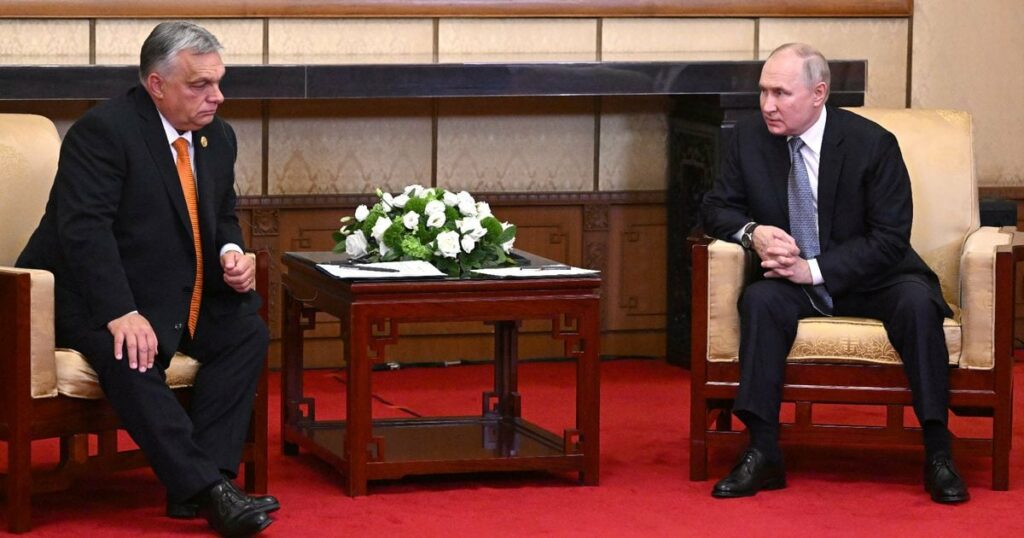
[316,260,446,279]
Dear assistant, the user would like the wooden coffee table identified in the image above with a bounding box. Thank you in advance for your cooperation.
[280,251,601,495]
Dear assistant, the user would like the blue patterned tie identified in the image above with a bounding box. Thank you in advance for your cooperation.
[787,137,834,315]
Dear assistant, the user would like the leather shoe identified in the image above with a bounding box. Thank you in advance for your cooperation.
[924,452,970,504]
[712,447,786,498]
[168,481,280,519]
[199,479,273,537]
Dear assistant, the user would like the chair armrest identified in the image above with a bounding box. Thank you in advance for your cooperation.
[0,267,58,398]
[958,226,1015,369]
[704,240,748,362]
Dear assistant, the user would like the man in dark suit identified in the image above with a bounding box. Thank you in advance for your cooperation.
[17,21,279,535]
[701,43,969,504]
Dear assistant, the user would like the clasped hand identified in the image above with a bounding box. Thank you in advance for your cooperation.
[750,225,813,284]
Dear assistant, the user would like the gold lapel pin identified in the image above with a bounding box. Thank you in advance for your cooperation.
[200,136,208,148]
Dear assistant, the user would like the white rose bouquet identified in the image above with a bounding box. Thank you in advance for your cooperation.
[333,185,517,277]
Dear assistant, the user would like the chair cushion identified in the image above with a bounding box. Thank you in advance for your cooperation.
[787,315,961,366]
[55,350,201,400]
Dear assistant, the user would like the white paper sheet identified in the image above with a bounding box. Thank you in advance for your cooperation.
[471,265,599,278]
[316,260,446,279]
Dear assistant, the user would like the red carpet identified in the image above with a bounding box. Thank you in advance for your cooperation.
[5,359,1024,536]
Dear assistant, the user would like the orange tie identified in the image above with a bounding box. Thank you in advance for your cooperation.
[173,137,203,336]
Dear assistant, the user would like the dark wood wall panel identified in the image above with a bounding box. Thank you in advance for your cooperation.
[241,193,666,368]
[0,0,913,18]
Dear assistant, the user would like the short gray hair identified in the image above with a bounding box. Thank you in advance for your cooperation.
[139,21,223,84]
[769,43,831,94]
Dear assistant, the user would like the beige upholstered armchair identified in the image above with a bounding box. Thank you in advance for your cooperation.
[690,108,1020,489]
[0,113,270,532]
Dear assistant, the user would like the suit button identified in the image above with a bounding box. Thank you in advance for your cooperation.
[174,323,184,330]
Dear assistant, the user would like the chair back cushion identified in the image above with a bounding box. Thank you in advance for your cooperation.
[0,114,60,266]
[843,108,978,308]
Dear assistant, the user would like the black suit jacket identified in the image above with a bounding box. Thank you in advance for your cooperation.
[702,106,948,311]
[17,85,259,362]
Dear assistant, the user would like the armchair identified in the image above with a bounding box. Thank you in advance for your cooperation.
[0,113,270,532]
[689,108,1020,489]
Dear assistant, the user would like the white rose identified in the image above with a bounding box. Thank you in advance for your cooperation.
[426,212,446,229]
[371,215,392,243]
[421,187,436,198]
[402,210,419,230]
[460,234,477,254]
[424,200,445,216]
[476,201,492,218]
[456,190,475,206]
[345,230,369,258]
[354,204,369,222]
[403,184,425,198]
[393,193,410,208]
[458,198,477,217]
[381,192,395,211]
[442,191,459,207]
[459,217,487,239]
[435,230,461,258]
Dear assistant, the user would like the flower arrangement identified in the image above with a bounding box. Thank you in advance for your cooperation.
[333,185,517,277]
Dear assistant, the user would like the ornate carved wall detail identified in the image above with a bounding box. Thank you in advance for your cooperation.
[584,203,609,232]
[252,208,279,236]
[583,238,607,273]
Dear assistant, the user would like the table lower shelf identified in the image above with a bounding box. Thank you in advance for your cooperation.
[285,416,586,481]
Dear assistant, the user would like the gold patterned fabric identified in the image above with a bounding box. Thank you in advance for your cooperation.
[55,350,200,400]
[704,108,1008,370]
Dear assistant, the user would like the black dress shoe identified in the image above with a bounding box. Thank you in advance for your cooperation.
[924,452,970,504]
[712,447,786,498]
[168,482,280,519]
[199,479,273,537]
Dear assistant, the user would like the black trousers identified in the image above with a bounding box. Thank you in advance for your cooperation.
[734,278,950,428]
[59,305,269,502]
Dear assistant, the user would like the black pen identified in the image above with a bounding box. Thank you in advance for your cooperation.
[327,261,401,273]
[521,264,571,271]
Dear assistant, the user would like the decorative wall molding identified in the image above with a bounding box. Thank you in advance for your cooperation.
[237,190,665,209]
[0,1,914,19]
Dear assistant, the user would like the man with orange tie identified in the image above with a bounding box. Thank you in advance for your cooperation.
[17,21,277,536]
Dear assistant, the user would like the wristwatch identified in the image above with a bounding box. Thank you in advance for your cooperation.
[740,222,759,249]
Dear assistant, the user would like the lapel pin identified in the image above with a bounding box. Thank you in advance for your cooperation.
[200,136,208,148]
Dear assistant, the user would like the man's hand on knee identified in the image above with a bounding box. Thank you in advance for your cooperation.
[107,312,159,372]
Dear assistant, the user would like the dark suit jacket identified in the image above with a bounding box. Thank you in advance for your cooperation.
[701,106,948,312]
[17,85,259,362]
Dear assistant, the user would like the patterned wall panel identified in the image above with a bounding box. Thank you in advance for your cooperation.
[0,20,89,65]
[218,101,263,196]
[438,18,597,62]
[267,100,433,195]
[437,98,595,193]
[599,97,670,191]
[604,205,667,331]
[912,0,1024,187]
[602,18,756,61]
[269,19,433,64]
[95,19,264,65]
[758,18,908,108]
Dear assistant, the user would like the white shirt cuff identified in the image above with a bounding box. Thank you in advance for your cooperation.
[219,243,244,257]
[807,258,824,286]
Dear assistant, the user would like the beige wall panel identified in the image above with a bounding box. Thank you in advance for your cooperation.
[218,101,263,196]
[268,100,432,195]
[437,98,594,193]
[0,20,89,65]
[95,19,263,65]
[912,0,1024,187]
[759,18,908,108]
[439,18,597,63]
[602,18,755,61]
[599,97,669,191]
[269,19,433,64]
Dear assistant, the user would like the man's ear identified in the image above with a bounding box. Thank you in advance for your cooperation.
[145,72,164,100]
[812,81,829,107]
